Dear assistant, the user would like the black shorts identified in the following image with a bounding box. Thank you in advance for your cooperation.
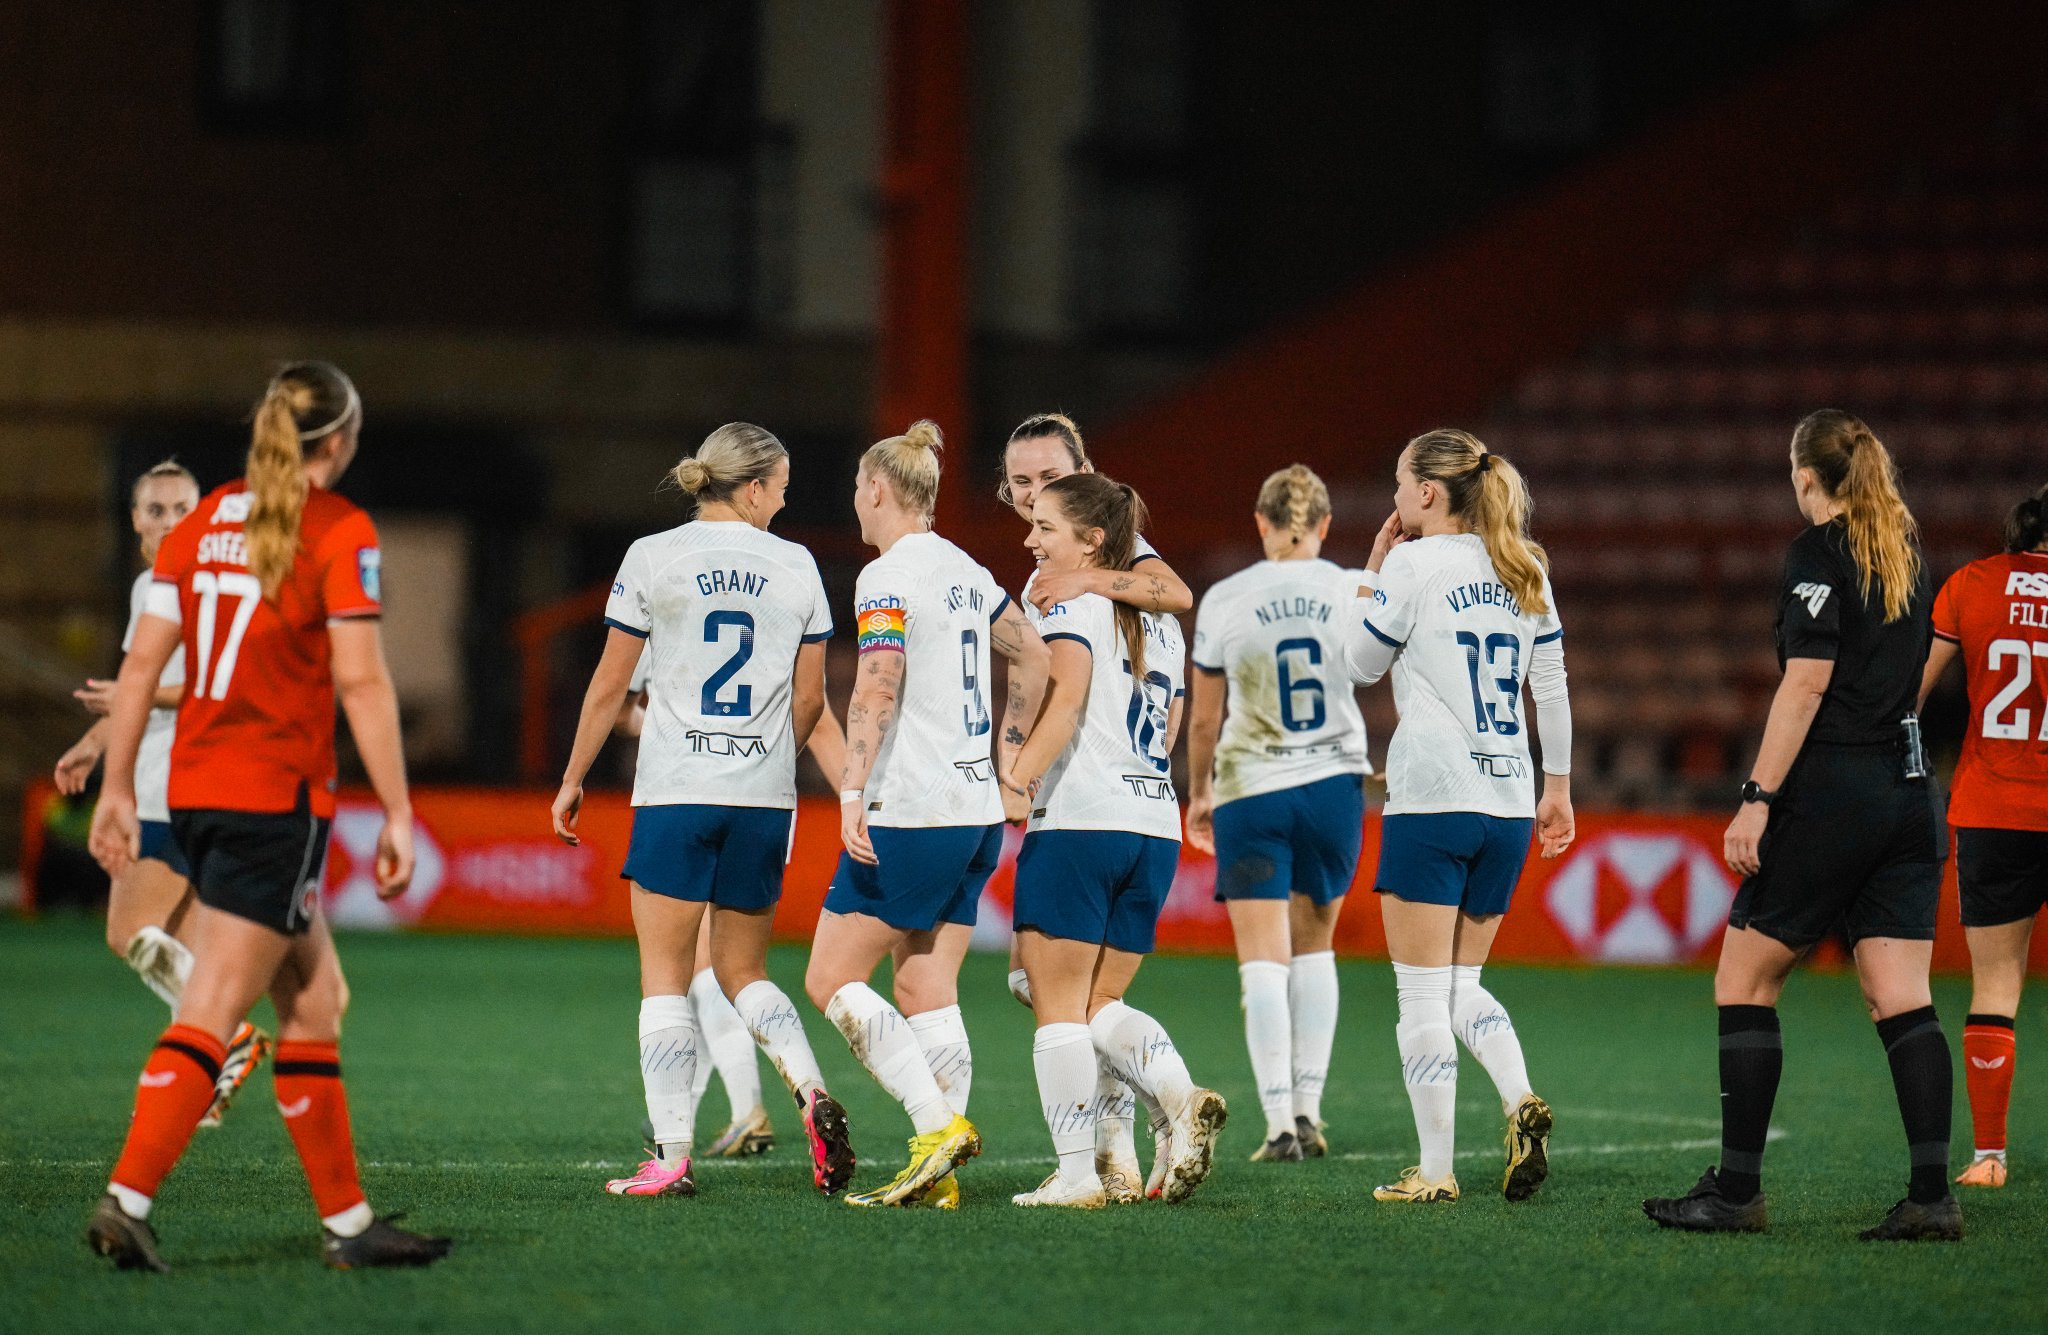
[1727,743,1946,950]
[169,790,331,936]
[1956,827,2048,928]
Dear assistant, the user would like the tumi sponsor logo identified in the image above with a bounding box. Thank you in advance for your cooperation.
[687,730,767,757]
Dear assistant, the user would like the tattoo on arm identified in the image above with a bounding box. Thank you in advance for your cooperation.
[1110,575,1134,593]
[1005,726,1026,745]
[1145,576,1167,612]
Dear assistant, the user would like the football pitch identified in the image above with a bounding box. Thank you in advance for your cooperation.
[2,917,2041,1334]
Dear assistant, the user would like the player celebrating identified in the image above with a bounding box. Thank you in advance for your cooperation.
[1343,430,1572,1205]
[1186,464,1367,1162]
[56,461,275,1125]
[1917,481,2048,1189]
[803,420,1051,1208]
[1644,410,1957,1242]
[84,361,450,1271]
[1000,412,1196,1199]
[553,422,856,1200]
[1005,472,1228,1209]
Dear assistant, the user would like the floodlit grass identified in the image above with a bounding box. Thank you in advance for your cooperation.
[2,916,2040,1333]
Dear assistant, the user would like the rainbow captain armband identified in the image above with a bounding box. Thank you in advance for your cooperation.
[856,602,907,654]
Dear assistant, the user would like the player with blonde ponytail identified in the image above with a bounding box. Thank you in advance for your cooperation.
[1186,464,1370,1161]
[802,420,1052,1208]
[1343,429,1573,1206]
[555,422,858,1202]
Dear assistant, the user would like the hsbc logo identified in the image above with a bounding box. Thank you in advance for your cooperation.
[1546,832,1734,964]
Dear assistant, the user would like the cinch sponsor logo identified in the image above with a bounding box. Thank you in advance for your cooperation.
[856,595,906,612]
[2006,571,2048,599]
[687,730,767,757]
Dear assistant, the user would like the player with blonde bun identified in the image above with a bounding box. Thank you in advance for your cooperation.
[1344,429,1573,1206]
[1187,464,1369,1161]
[554,423,855,1201]
[804,420,1052,1208]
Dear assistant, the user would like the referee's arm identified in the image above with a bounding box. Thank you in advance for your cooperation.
[1725,658,1832,876]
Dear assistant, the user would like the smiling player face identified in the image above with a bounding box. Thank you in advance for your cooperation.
[1024,492,1102,574]
[1005,435,1085,523]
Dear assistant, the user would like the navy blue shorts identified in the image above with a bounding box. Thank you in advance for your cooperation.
[138,819,191,879]
[622,803,793,911]
[824,823,1003,932]
[1013,829,1180,954]
[1374,812,1534,916]
[1212,773,1365,905]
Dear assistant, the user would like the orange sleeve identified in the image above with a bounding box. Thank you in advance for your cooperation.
[1931,566,1965,644]
[316,508,383,620]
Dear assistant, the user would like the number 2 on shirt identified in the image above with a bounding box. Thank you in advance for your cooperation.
[702,611,755,717]
[1982,638,2048,740]
[1456,630,1522,736]
[190,570,262,700]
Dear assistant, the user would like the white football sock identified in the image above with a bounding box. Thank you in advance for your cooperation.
[692,968,759,1120]
[1393,963,1458,1181]
[1032,1022,1099,1189]
[1289,950,1339,1124]
[638,994,698,1161]
[125,926,192,1013]
[1090,1000,1196,1123]
[323,1201,374,1238]
[1239,960,1294,1139]
[906,1004,973,1116]
[732,979,826,1106]
[825,982,952,1135]
[1092,1057,1139,1168]
[1451,964,1532,1113]
[1007,968,1033,1008]
[107,1182,152,1221]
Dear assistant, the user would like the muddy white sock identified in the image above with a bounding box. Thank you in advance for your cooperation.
[733,979,826,1105]
[825,982,951,1135]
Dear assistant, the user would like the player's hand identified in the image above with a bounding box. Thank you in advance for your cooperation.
[1028,569,1091,614]
[1535,789,1575,859]
[551,782,584,845]
[1000,782,1031,825]
[87,791,140,877]
[1366,511,1408,574]
[74,678,117,716]
[1723,801,1767,878]
[841,796,878,866]
[54,735,103,795]
[374,812,415,899]
[1185,793,1215,855]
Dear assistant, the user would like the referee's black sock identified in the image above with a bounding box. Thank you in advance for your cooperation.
[1875,1005,1952,1205]
[1716,1004,1780,1202]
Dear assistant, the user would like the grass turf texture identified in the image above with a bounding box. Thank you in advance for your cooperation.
[2,916,2042,1334]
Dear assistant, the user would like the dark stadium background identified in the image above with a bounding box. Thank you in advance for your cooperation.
[3,0,2040,952]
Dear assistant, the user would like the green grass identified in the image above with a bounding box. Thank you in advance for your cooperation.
[1,916,2042,1334]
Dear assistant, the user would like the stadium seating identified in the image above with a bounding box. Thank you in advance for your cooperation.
[1484,121,2048,806]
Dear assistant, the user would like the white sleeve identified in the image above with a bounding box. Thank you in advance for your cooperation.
[1190,586,1229,673]
[1034,598,1093,652]
[1527,637,1571,775]
[142,579,182,629]
[802,557,834,643]
[603,541,652,638]
[1344,550,1415,685]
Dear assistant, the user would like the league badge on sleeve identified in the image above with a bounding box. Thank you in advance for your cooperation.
[358,547,382,603]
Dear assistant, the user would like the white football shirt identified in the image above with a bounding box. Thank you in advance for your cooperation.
[124,570,185,823]
[852,532,1009,828]
[1193,558,1370,806]
[1345,534,1561,818]
[605,520,833,809]
[1025,591,1185,841]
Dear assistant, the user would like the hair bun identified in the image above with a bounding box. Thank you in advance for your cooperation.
[904,419,944,453]
[673,457,712,494]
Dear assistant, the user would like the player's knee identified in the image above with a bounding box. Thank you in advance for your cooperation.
[892,974,952,1016]
[801,965,841,1015]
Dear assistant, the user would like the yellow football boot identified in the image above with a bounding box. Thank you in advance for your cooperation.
[1373,1166,1459,1203]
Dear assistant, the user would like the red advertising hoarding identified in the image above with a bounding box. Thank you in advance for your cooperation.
[23,783,2024,971]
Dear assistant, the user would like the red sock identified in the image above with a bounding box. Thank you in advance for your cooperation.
[1963,1017,2017,1155]
[273,1040,367,1219]
[110,1024,228,1199]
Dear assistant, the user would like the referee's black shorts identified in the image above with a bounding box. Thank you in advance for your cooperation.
[169,784,331,936]
[1956,827,2048,928]
[1728,742,1946,950]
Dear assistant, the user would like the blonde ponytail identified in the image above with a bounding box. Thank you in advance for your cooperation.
[1791,409,1920,622]
[1255,464,1331,548]
[669,422,788,512]
[860,418,944,518]
[244,361,358,600]
[1404,429,1550,615]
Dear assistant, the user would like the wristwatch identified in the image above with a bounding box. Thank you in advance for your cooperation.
[1739,780,1776,807]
